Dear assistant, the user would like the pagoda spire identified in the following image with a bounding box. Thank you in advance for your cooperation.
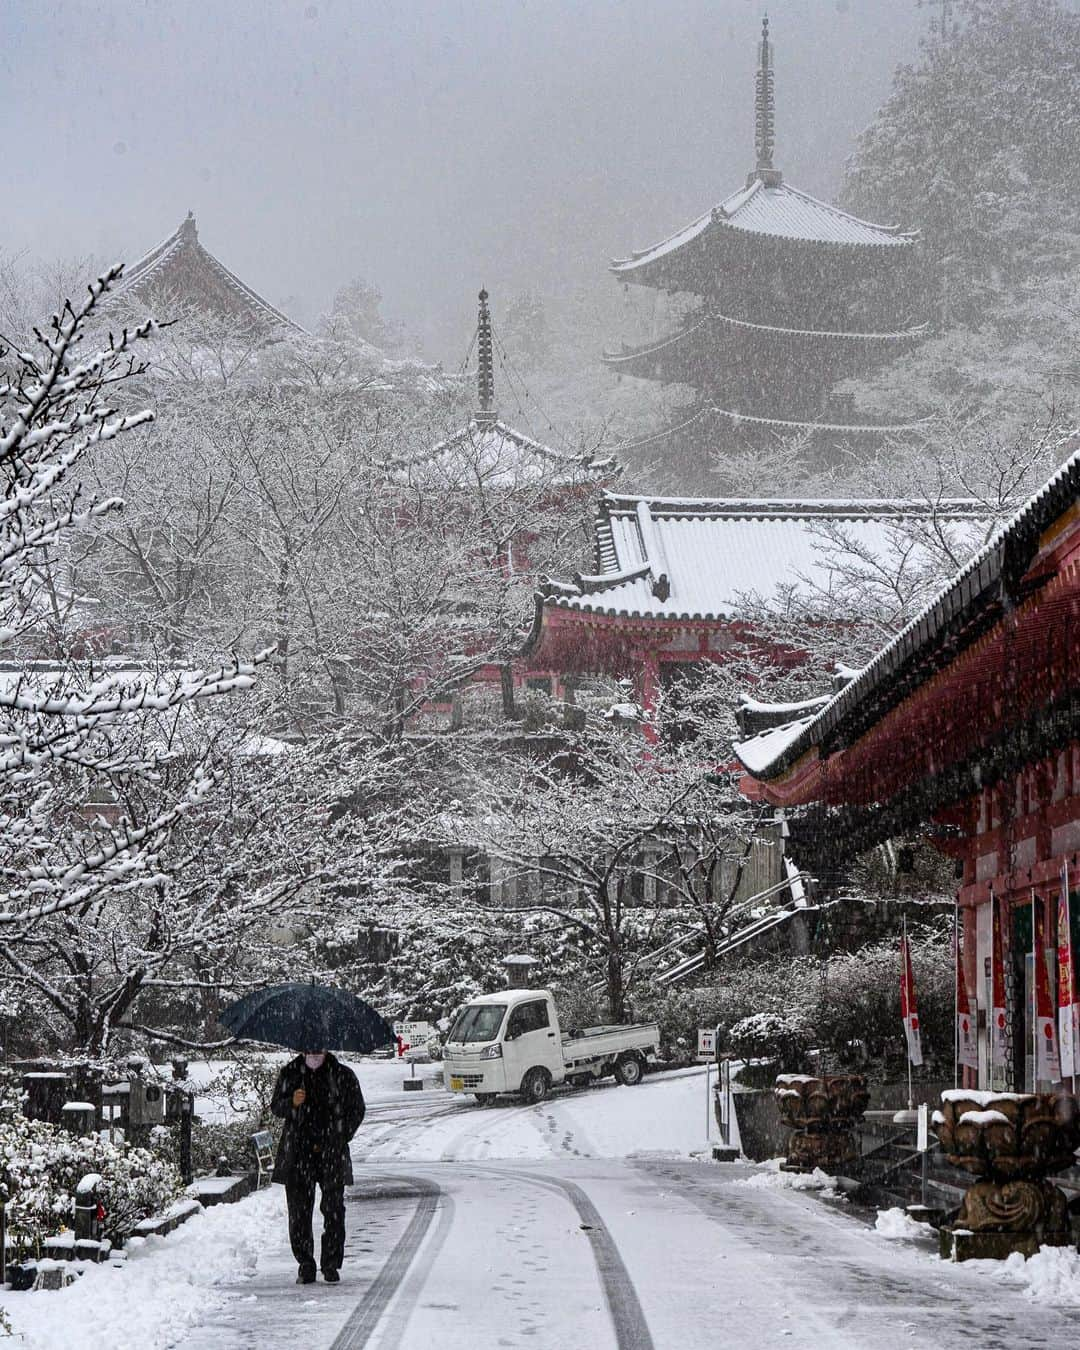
[751,15,782,187]
[476,287,496,422]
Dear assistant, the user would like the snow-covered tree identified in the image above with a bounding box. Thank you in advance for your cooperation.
[0,268,260,965]
[842,0,1080,425]
[439,701,765,1022]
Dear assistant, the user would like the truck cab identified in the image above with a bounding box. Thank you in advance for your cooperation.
[443,988,659,1104]
[443,989,563,1104]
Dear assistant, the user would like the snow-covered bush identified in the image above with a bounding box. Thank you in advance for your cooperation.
[727,1011,812,1072]
[686,931,954,1078]
[180,1059,284,1175]
[0,1112,182,1256]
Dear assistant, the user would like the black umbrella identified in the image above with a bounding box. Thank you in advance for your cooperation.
[219,982,395,1053]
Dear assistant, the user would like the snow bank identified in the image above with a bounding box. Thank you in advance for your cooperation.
[5,1184,283,1350]
[733,1158,838,1194]
[966,1245,1080,1305]
[874,1207,931,1240]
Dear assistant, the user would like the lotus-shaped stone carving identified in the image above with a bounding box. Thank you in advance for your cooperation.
[774,1073,870,1129]
[773,1073,869,1172]
[933,1090,1080,1179]
[935,1090,1080,1247]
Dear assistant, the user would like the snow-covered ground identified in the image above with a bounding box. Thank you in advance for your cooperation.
[7,1067,1080,1349]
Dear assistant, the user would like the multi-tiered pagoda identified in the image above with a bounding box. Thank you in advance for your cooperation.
[605,19,926,479]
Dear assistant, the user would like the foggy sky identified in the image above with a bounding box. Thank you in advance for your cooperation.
[5,0,926,361]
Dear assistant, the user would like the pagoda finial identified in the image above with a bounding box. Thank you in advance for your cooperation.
[476,287,496,422]
[751,15,782,187]
[180,210,198,242]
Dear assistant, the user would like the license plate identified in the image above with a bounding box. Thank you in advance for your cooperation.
[450,1076,464,1091]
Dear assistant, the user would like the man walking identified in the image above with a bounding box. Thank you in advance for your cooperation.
[270,1050,366,1284]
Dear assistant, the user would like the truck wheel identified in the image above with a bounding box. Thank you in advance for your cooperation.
[615,1054,644,1086]
[520,1068,550,1104]
[474,1092,496,1106]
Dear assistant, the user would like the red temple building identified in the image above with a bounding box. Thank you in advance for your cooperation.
[604,18,925,481]
[523,494,976,716]
[735,448,1080,1092]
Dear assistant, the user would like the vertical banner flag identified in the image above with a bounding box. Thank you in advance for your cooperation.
[956,918,979,1071]
[1058,864,1078,1079]
[900,935,923,1067]
[991,889,1008,1068]
[1034,893,1062,1084]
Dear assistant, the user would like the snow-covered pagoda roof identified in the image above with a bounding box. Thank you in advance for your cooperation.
[612,180,917,285]
[612,17,916,290]
[734,440,1080,785]
[533,494,982,624]
[110,212,302,333]
[383,415,618,488]
[415,288,618,488]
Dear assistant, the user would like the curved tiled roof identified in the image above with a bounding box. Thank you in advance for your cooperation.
[612,178,918,279]
[533,493,983,625]
[603,312,927,370]
[383,417,618,488]
[734,440,1080,782]
[111,213,302,333]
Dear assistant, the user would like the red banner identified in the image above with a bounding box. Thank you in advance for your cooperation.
[1034,893,1061,1084]
[991,889,1008,1069]
[1058,865,1078,1079]
[900,935,923,1067]
[956,919,978,1072]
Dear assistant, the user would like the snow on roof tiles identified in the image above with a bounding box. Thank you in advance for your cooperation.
[387,418,618,487]
[111,213,302,333]
[734,439,1080,781]
[542,495,981,622]
[612,179,916,277]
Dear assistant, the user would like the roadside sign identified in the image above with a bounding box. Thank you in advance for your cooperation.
[393,1020,434,1057]
[696,1028,717,1062]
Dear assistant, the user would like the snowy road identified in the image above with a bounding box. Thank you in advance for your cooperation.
[174,1075,1080,1350]
[12,1070,1080,1349]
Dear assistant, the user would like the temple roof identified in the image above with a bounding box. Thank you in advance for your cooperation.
[734,441,1080,783]
[385,416,618,488]
[532,494,982,625]
[612,180,917,286]
[111,212,302,332]
[604,312,927,371]
[609,403,929,458]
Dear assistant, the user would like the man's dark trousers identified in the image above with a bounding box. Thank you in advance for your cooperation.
[285,1154,345,1276]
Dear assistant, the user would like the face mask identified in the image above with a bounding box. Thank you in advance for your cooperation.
[304,1053,326,1070]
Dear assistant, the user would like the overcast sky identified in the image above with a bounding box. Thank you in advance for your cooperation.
[5,0,926,360]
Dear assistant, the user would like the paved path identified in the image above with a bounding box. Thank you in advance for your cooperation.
[178,1089,1080,1350]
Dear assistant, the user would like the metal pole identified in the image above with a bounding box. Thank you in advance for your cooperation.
[1032,888,1038,1092]
[988,888,995,1091]
[954,896,960,1090]
[179,1092,193,1186]
[904,914,913,1111]
[704,1056,712,1143]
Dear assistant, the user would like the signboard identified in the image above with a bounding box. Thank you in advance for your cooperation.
[392,1021,433,1056]
[696,1028,717,1062]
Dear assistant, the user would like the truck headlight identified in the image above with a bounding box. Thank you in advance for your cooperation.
[480,1044,502,1060]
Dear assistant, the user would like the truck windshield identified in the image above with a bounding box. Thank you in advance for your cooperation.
[447,1004,506,1043]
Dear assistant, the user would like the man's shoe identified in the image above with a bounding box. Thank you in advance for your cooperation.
[322,1269,340,1283]
[297,1268,316,1285]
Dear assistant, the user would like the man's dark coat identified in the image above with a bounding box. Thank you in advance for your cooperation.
[269,1052,366,1185]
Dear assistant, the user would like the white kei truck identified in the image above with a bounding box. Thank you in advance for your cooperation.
[442,988,660,1104]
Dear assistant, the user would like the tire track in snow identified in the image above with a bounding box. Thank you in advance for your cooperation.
[453,1163,655,1350]
[354,1102,465,1160]
[328,1174,444,1350]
